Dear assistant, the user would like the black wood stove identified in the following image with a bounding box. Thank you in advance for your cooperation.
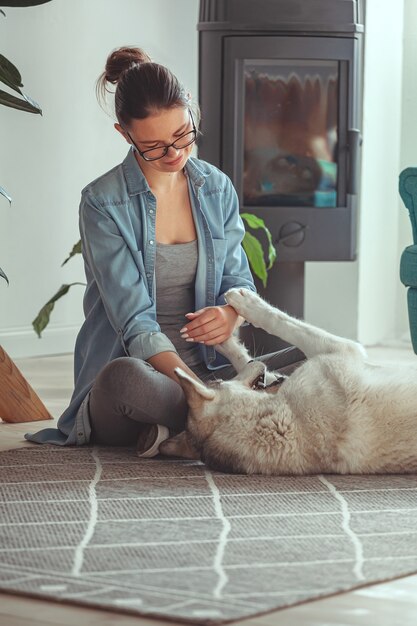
[198,0,364,352]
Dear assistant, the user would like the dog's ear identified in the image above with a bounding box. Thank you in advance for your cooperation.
[175,368,216,405]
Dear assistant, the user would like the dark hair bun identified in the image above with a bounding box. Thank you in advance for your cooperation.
[104,46,152,85]
[96,45,195,127]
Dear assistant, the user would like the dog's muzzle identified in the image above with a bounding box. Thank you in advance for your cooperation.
[247,360,286,390]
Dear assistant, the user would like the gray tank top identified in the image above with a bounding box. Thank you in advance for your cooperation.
[155,240,203,369]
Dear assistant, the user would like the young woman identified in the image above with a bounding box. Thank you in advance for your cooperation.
[26,47,304,455]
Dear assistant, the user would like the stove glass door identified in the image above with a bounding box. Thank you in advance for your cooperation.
[243,60,339,208]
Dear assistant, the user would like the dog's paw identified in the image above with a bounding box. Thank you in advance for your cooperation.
[225,288,262,320]
[225,288,253,311]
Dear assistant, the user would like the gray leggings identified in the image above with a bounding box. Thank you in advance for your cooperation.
[88,347,305,446]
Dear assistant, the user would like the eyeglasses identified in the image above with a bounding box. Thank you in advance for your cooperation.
[126,110,198,162]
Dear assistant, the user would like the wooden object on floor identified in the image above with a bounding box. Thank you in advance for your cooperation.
[0,346,52,423]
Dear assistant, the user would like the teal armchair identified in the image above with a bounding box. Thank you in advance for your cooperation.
[400,168,417,353]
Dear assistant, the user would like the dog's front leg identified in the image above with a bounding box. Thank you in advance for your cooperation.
[215,335,252,373]
[225,289,366,360]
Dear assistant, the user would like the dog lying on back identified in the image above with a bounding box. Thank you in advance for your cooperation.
[162,288,417,475]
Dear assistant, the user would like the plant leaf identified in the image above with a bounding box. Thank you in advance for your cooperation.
[240,212,265,230]
[0,88,41,113]
[32,282,85,338]
[0,54,23,93]
[241,212,277,270]
[242,231,267,288]
[0,266,9,284]
[0,185,12,203]
[0,1,52,7]
[20,90,42,111]
[62,239,82,266]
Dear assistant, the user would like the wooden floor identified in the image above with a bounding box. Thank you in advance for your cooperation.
[1,347,417,626]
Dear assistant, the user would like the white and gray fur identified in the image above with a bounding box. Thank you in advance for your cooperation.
[164,288,417,476]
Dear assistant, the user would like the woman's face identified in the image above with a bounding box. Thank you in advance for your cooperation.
[117,107,195,176]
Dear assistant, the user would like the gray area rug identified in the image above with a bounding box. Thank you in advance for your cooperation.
[1,447,417,624]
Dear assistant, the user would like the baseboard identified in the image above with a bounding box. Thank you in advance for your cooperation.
[368,335,413,350]
[0,325,79,359]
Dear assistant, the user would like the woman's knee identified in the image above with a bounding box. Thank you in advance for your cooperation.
[93,357,153,395]
[90,356,188,432]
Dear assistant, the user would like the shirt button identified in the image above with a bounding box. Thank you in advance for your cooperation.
[149,209,154,214]
[149,240,154,245]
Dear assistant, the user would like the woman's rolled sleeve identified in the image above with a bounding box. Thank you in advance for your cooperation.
[128,331,177,361]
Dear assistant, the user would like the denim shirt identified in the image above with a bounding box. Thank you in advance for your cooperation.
[25,149,255,446]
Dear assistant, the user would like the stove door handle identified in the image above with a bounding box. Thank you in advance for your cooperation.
[347,128,362,195]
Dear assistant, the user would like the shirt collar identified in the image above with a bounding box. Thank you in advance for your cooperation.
[184,157,209,188]
[122,148,150,195]
[122,148,208,196]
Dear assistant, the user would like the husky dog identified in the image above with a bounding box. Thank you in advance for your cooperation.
[165,288,417,475]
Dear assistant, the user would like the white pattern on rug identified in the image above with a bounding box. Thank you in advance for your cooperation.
[204,469,231,598]
[72,447,102,577]
[1,446,417,623]
[318,475,365,581]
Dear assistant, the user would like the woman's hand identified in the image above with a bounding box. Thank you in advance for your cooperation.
[180,304,242,346]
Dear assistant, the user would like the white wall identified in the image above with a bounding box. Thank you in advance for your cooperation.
[1,0,415,358]
[396,0,417,343]
[305,0,408,346]
[356,0,405,344]
[0,0,199,358]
